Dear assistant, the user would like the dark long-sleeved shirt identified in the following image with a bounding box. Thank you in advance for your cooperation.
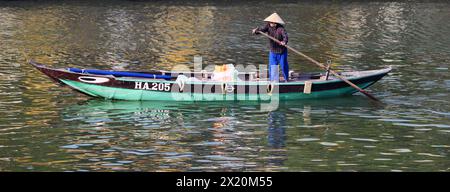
[256,23,288,54]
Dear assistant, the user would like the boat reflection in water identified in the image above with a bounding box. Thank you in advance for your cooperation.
[59,97,377,171]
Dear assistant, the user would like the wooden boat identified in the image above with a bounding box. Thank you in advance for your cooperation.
[29,60,391,101]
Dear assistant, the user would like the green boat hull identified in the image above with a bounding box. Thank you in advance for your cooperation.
[61,79,375,101]
[29,61,391,101]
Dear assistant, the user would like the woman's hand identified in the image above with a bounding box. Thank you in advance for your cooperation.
[252,28,258,34]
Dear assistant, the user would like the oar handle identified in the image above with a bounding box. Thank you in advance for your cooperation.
[257,31,379,102]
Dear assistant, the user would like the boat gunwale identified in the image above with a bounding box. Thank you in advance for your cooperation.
[115,66,392,86]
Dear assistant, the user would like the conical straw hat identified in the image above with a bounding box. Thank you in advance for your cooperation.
[263,13,285,25]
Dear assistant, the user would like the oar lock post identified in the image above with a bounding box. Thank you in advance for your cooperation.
[324,60,332,80]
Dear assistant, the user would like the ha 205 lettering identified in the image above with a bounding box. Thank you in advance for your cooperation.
[134,82,170,91]
[220,177,272,187]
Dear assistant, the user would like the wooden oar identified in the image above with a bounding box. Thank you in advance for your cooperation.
[257,31,380,102]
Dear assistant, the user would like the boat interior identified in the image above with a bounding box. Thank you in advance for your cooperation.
[67,67,331,82]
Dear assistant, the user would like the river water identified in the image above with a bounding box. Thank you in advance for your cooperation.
[0,0,449,171]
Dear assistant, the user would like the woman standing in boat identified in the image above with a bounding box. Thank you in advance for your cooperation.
[252,13,289,82]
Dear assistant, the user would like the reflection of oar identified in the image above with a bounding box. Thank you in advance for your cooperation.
[257,31,380,102]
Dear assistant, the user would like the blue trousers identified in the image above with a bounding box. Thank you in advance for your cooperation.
[269,51,289,81]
